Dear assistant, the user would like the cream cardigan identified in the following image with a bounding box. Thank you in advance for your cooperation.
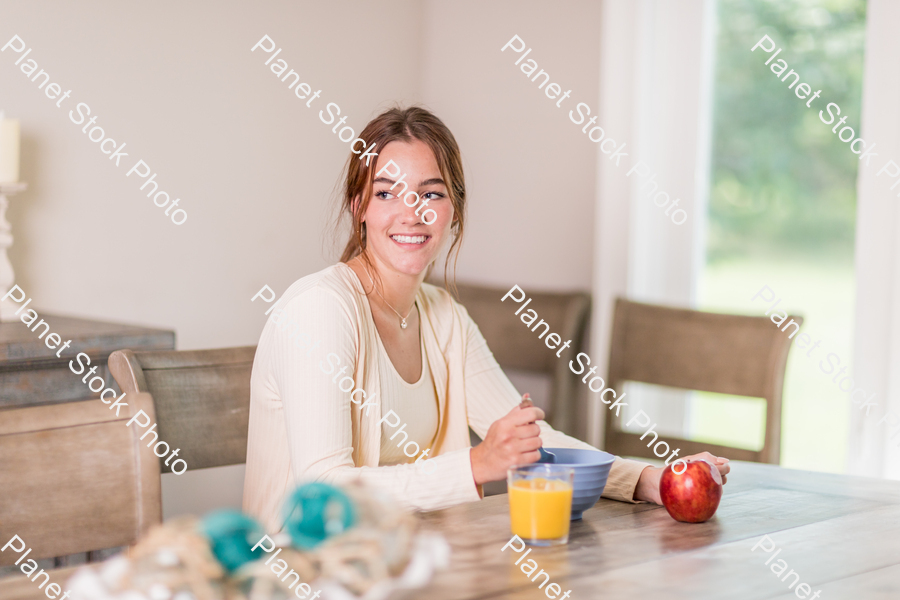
[242,263,651,532]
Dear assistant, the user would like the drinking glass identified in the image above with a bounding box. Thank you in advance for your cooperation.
[507,464,574,546]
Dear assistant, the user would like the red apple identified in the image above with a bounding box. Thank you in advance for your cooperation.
[659,459,723,523]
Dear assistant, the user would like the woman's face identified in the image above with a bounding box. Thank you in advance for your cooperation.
[361,139,455,277]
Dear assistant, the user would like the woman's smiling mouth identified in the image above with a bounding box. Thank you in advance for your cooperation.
[390,234,430,246]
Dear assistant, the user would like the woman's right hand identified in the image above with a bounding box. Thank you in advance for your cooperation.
[470,396,545,486]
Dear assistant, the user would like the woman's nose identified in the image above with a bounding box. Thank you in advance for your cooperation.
[400,197,424,222]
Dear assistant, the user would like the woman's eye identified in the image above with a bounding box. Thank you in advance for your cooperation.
[422,192,445,200]
[375,191,393,199]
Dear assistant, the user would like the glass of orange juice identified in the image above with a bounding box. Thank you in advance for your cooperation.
[508,464,574,546]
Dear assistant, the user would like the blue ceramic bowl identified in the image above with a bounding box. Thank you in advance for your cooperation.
[545,448,616,520]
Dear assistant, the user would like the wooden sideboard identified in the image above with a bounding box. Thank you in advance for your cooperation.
[0,314,175,408]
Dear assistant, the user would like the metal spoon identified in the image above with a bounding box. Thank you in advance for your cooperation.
[537,446,557,464]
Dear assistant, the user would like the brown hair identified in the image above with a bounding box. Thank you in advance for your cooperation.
[337,106,466,296]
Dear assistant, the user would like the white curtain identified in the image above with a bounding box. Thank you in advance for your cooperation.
[848,0,900,480]
[590,0,714,447]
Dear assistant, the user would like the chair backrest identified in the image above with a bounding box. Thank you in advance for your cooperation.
[0,394,161,564]
[107,346,256,474]
[604,298,800,464]
[453,282,591,434]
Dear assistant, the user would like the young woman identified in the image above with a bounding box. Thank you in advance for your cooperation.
[243,107,729,531]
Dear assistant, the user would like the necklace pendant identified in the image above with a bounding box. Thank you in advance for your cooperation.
[400,318,408,329]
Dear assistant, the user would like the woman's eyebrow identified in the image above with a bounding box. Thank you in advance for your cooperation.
[372,176,445,187]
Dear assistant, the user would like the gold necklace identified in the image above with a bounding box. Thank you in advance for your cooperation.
[363,263,415,329]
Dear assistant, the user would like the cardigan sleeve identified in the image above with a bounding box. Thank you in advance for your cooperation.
[458,302,654,504]
[271,286,481,513]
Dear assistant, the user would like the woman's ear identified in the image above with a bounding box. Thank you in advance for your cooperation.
[351,195,365,222]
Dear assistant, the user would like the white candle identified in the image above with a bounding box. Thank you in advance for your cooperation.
[0,114,21,184]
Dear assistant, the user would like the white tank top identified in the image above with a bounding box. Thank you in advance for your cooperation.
[376,326,439,465]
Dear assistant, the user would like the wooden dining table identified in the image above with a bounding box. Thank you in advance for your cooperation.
[414,460,900,600]
[2,460,899,600]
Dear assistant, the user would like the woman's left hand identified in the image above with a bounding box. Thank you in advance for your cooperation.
[633,452,730,505]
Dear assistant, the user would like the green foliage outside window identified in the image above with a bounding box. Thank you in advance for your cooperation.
[709,0,867,261]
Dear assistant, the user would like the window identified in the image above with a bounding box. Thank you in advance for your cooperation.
[692,0,868,472]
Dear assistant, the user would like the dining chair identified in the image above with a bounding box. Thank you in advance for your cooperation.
[453,282,592,436]
[0,393,161,565]
[107,346,256,474]
[604,298,801,464]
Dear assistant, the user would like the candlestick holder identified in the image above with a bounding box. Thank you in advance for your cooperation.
[0,181,28,321]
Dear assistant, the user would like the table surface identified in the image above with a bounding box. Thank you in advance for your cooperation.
[2,461,899,600]
[415,460,900,600]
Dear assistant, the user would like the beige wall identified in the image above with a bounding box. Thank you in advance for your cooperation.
[2,0,422,350]
[1,0,603,517]
[420,0,601,291]
[418,0,603,444]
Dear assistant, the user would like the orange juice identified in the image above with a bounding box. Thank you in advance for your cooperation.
[509,477,573,540]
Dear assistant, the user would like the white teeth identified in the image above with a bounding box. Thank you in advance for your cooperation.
[391,235,427,244]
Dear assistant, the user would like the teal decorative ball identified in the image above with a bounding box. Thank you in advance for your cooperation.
[282,482,356,550]
[200,510,266,572]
